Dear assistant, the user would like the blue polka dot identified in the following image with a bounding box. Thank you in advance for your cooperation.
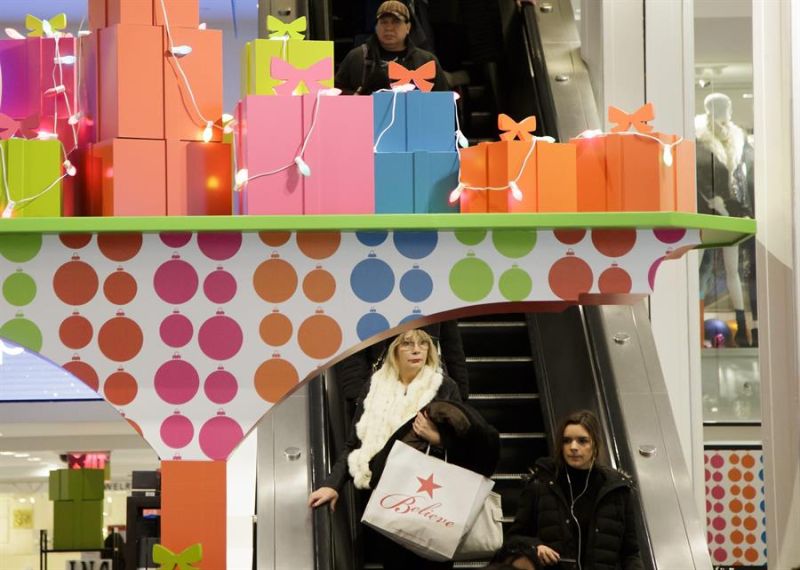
[394,231,438,259]
[351,257,395,302]
[761,531,766,544]
[758,469,764,481]
[399,268,433,302]
[357,311,391,341]
[357,231,388,247]
[399,310,425,325]
[760,500,765,512]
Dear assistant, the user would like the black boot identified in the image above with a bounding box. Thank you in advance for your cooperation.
[750,328,758,347]
[735,309,749,347]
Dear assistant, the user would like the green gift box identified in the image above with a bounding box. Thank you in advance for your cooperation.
[49,469,104,501]
[241,38,333,96]
[53,500,103,550]
[0,138,62,217]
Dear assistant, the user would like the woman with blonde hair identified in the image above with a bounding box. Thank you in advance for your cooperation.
[309,328,462,569]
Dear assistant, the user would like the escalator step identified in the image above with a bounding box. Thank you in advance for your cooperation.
[466,356,532,363]
[470,399,545,433]
[461,325,532,357]
[467,360,538,394]
[460,313,526,323]
[459,320,527,328]
[469,393,539,401]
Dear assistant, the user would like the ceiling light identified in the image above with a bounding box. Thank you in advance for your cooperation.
[29,497,35,504]
[18,498,27,503]
[742,93,753,99]
[27,457,41,462]
[0,451,14,456]
[14,453,29,458]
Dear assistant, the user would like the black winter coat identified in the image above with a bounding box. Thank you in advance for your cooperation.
[334,35,449,95]
[322,374,461,491]
[506,457,643,570]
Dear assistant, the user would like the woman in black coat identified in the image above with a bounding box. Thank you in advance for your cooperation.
[308,328,463,570]
[498,410,643,570]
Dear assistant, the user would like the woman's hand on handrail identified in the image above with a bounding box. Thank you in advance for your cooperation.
[413,411,442,447]
[308,487,340,511]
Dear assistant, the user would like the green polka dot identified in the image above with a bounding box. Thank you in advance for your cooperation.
[492,230,537,258]
[449,256,493,301]
[0,234,43,263]
[454,229,487,246]
[499,267,532,301]
[0,317,42,352]
[3,272,36,306]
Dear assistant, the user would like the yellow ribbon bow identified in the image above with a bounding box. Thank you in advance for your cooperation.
[153,543,203,570]
[608,102,655,134]
[498,114,537,141]
[388,60,437,92]
[267,15,307,40]
[25,13,67,38]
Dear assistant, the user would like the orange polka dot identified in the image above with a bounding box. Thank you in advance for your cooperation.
[302,268,336,302]
[253,258,298,303]
[745,547,758,562]
[259,231,291,247]
[743,517,757,531]
[296,231,341,259]
[63,360,99,392]
[741,454,755,468]
[732,516,742,526]
[253,358,299,403]
[97,233,142,261]
[104,370,138,406]
[746,534,756,545]
[126,419,143,436]
[730,453,740,464]
[259,313,293,347]
[731,484,741,496]
[729,499,743,513]
[745,503,755,513]
[297,314,342,360]
[744,471,754,482]
[731,530,744,545]
[103,270,137,305]
[728,468,742,482]
[743,486,756,500]
[732,547,743,558]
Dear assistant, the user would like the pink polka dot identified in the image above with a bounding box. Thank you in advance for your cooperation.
[204,368,238,404]
[197,233,242,261]
[159,313,193,348]
[199,415,244,460]
[711,486,725,500]
[204,269,237,304]
[710,454,724,469]
[713,472,723,482]
[160,414,194,448]
[198,314,243,360]
[712,517,726,531]
[714,534,725,545]
[706,532,713,544]
[653,228,686,244]
[154,359,199,404]
[154,258,198,304]
[706,500,711,512]
[160,233,192,248]
[648,257,664,289]
[705,469,711,481]
[714,503,724,513]
[713,547,726,562]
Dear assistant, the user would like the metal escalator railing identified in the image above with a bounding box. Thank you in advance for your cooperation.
[519,1,560,139]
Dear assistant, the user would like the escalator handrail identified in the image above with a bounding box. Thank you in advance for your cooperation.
[519,2,560,140]
[309,375,334,570]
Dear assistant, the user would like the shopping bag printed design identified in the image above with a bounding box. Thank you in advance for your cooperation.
[362,441,494,561]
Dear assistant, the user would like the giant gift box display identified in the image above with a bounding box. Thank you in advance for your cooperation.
[0,138,62,217]
[457,114,577,213]
[48,469,104,550]
[372,67,460,214]
[569,103,696,212]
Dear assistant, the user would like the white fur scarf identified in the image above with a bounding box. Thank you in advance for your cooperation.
[694,113,745,174]
[347,364,443,489]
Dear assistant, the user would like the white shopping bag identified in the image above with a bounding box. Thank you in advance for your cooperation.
[362,440,494,561]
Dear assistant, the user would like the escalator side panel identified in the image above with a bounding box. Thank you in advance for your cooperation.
[585,303,713,569]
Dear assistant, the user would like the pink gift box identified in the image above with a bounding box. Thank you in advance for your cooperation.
[236,94,374,215]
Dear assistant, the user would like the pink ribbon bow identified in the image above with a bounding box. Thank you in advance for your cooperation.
[271,57,333,95]
[498,114,537,141]
[388,60,436,92]
[608,102,655,133]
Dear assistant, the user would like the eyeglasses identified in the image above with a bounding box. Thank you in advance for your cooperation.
[398,339,429,350]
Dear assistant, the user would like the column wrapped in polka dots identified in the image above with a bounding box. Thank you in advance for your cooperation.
[704,445,766,567]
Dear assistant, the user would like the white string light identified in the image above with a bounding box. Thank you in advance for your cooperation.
[574,128,683,167]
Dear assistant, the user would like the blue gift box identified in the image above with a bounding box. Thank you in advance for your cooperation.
[373,91,456,153]
[375,151,459,214]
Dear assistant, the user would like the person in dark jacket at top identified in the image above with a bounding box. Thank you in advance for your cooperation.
[335,0,449,95]
[309,328,472,570]
[498,410,643,570]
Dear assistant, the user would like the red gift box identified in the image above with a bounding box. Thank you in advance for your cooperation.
[91,139,166,216]
[166,140,232,215]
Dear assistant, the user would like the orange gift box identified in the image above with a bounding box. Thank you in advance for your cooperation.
[153,0,200,28]
[166,141,232,215]
[458,114,577,213]
[92,139,166,216]
[570,103,696,212]
[163,28,223,142]
[89,0,153,28]
[99,25,164,140]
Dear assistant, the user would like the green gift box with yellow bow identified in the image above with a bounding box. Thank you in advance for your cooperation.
[0,138,62,218]
[241,16,333,96]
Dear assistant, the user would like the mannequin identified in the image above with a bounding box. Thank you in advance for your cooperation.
[695,92,757,347]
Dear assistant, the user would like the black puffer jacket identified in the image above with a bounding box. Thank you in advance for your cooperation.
[334,35,449,95]
[506,457,643,570]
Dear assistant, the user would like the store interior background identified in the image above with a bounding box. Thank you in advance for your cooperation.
[0,0,760,568]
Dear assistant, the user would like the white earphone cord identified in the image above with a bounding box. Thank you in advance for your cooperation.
[566,462,593,570]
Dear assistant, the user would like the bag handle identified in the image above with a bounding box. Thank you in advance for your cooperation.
[424,443,447,463]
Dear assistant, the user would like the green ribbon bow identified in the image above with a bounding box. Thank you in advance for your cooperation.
[267,15,307,40]
[25,13,67,38]
[153,543,203,570]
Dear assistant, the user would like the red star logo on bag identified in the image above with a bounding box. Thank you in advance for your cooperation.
[416,473,441,499]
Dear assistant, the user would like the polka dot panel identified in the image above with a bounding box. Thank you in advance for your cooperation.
[704,447,766,566]
[0,230,701,461]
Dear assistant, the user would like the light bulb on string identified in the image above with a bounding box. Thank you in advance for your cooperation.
[234,169,249,189]
[294,156,311,177]
[202,121,214,143]
[662,144,673,167]
[63,160,77,177]
[54,55,76,65]
[170,45,193,57]
[2,201,15,219]
[68,113,82,126]
[77,30,91,37]
[45,85,66,96]
[456,131,469,148]
[37,131,57,140]
[5,28,25,39]
[509,180,524,201]
[449,183,465,204]
[580,129,603,139]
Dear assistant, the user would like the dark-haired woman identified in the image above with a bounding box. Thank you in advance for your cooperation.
[500,410,643,570]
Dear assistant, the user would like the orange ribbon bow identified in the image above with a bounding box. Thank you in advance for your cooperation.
[388,61,436,92]
[608,102,655,133]
[498,114,536,141]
